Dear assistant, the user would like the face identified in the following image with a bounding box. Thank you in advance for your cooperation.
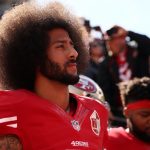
[40,28,79,85]
[90,42,103,63]
[107,36,126,54]
[127,108,150,143]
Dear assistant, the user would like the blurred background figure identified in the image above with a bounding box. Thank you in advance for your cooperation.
[83,18,91,35]
[97,25,150,127]
[89,39,105,64]
[79,17,105,43]
[0,0,29,18]
[106,77,150,150]
[84,39,105,83]
[105,25,150,79]
[106,26,150,78]
[79,18,92,42]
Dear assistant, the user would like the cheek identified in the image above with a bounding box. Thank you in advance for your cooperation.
[109,41,118,50]
[132,116,147,129]
[47,51,66,64]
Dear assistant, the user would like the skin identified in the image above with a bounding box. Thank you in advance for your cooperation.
[106,26,128,55]
[0,135,22,150]
[90,42,104,64]
[47,28,78,76]
[126,108,150,141]
[107,36,127,55]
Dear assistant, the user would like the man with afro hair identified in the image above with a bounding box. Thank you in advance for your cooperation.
[0,1,108,149]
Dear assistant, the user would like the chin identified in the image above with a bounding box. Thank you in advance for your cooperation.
[67,71,78,78]
[68,69,78,75]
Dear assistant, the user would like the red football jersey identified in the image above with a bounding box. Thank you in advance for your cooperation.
[0,89,108,150]
[106,127,150,150]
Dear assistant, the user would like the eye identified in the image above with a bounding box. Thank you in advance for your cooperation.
[56,44,64,48]
[139,112,150,118]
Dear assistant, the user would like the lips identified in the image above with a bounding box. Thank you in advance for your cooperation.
[68,63,77,67]
[67,63,77,73]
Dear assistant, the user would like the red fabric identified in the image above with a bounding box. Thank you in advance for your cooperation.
[0,90,108,150]
[124,100,150,115]
[116,49,132,81]
[106,127,150,150]
[116,49,127,65]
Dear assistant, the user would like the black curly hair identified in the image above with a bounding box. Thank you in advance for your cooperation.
[118,77,150,106]
[0,2,89,90]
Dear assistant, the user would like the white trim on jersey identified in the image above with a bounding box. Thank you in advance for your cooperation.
[0,116,17,123]
[6,123,17,128]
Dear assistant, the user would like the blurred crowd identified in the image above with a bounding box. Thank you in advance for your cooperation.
[78,17,150,149]
[82,18,150,127]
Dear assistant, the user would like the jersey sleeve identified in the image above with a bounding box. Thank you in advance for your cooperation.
[0,107,31,149]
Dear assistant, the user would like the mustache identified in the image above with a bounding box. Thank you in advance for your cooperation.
[66,59,77,65]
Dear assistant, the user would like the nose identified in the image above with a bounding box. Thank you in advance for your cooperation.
[69,46,78,59]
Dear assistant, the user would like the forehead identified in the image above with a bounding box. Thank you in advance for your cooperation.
[133,108,150,114]
[110,36,126,41]
[48,28,71,42]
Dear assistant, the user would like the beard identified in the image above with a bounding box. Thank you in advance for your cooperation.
[40,58,79,85]
[130,119,150,143]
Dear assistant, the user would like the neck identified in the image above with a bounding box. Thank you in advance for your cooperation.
[34,72,69,110]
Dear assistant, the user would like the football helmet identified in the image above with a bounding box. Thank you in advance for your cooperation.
[69,75,105,103]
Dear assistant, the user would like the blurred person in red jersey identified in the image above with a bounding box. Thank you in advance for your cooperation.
[106,25,150,80]
[0,1,108,150]
[97,26,150,127]
[105,77,150,150]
